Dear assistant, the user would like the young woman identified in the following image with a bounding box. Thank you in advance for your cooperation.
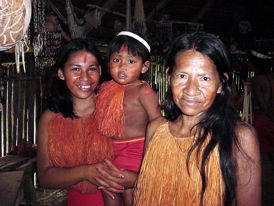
[37,38,124,206]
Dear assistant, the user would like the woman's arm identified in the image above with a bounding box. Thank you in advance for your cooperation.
[37,110,124,192]
[234,123,261,206]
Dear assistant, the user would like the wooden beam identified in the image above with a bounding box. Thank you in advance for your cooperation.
[126,0,132,30]
[87,4,126,17]
[147,0,171,24]
[191,0,216,22]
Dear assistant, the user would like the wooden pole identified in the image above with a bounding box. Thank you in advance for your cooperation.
[87,4,126,17]
[126,0,132,31]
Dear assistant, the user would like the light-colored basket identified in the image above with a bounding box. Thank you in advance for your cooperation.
[0,0,32,51]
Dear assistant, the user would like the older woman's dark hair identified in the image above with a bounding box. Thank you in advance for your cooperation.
[46,38,103,119]
[162,31,240,206]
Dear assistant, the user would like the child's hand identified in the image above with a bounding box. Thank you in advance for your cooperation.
[98,187,115,199]
[103,159,125,177]
[95,160,125,193]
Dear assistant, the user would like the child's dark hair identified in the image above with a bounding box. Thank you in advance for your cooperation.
[106,33,151,80]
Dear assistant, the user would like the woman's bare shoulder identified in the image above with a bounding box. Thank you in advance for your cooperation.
[38,109,56,125]
[146,116,167,136]
[145,116,167,147]
[235,122,258,143]
[234,121,260,158]
[149,116,167,127]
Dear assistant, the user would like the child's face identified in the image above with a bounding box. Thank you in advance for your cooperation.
[58,49,101,100]
[170,50,222,119]
[109,45,148,85]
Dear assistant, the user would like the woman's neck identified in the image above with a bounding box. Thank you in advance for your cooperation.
[73,95,96,118]
[171,115,200,137]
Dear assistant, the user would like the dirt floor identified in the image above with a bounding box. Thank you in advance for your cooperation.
[19,188,67,206]
[36,188,67,206]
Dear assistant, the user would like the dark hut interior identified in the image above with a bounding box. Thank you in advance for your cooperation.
[0,0,273,205]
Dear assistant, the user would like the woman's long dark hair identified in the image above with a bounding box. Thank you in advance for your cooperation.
[162,31,241,205]
[45,38,103,119]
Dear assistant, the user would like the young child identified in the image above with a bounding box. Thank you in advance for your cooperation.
[94,31,161,206]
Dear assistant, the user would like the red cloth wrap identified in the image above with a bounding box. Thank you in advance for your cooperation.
[67,189,104,206]
[112,137,145,172]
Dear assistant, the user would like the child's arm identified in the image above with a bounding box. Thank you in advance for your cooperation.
[139,84,162,120]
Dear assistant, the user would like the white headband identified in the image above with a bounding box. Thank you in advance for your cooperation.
[117,31,151,53]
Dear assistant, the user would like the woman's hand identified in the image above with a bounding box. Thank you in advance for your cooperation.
[95,159,138,193]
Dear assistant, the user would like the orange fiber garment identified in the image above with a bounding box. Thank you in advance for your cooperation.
[134,122,225,206]
[48,113,114,193]
[95,80,125,137]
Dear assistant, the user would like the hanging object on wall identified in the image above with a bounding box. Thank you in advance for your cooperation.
[155,22,172,54]
[134,0,147,36]
[33,34,43,59]
[0,64,6,105]
[251,49,272,60]
[65,0,102,38]
[238,21,252,34]
[155,22,172,44]
[15,34,30,73]
[0,0,32,51]
[33,0,61,69]
[241,83,252,124]
[149,56,168,103]
[43,12,61,65]
[32,0,46,69]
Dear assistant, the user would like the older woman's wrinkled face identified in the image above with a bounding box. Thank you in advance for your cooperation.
[170,50,222,118]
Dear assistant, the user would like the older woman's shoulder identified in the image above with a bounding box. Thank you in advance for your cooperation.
[235,121,257,138]
[150,116,167,127]
[235,121,259,152]
[145,116,167,147]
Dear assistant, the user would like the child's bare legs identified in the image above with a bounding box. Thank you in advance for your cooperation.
[102,190,122,206]
[102,188,133,206]
[121,188,133,206]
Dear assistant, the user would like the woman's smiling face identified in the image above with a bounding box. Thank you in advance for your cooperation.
[170,49,222,118]
[58,49,101,100]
